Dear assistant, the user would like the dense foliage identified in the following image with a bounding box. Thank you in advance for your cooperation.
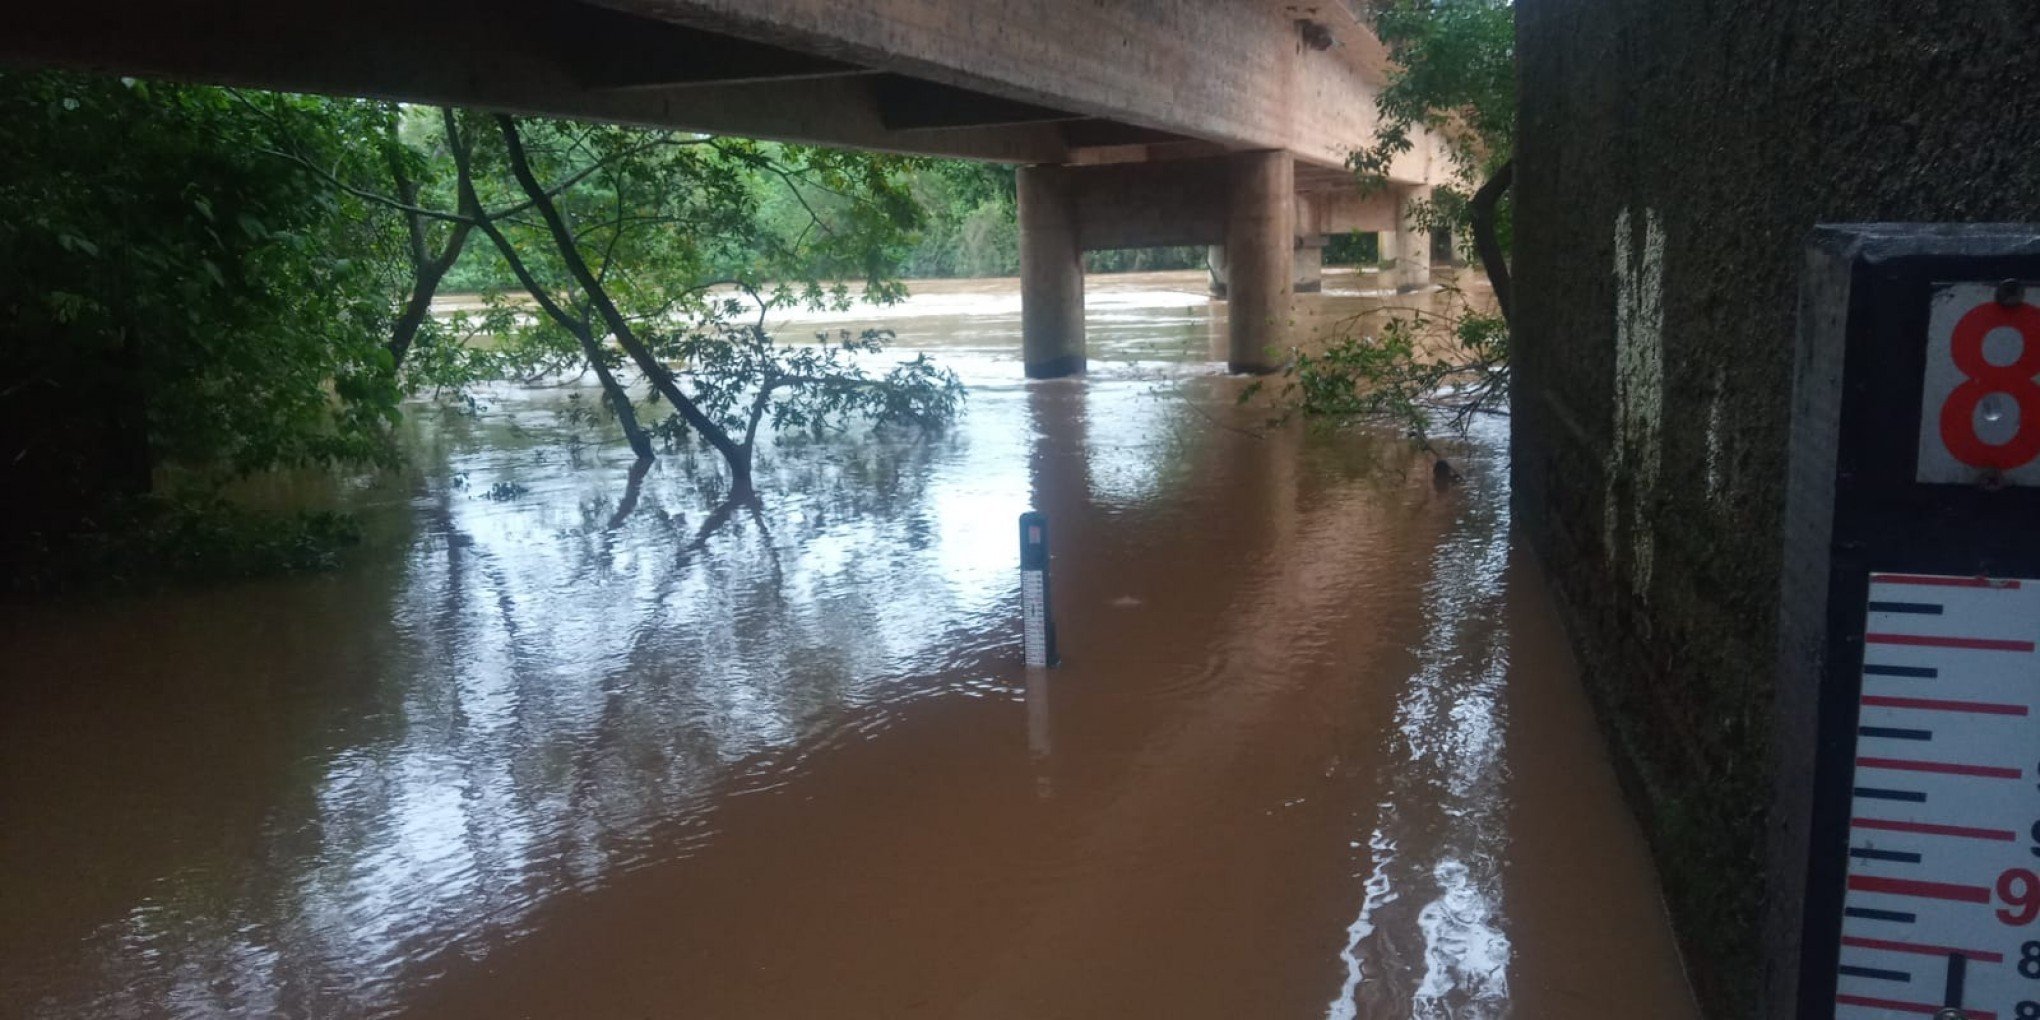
[438,155,1202,287]
[0,74,404,507]
[7,495,362,594]
[0,70,988,583]
[1350,0,1514,236]
[1279,296,1508,440]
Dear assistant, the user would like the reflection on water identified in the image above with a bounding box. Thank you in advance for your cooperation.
[1331,415,1513,1020]
[0,269,1692,1018]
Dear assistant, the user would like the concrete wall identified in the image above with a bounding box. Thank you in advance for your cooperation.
[1513,1,2040,1014]
[3,0,1449,180]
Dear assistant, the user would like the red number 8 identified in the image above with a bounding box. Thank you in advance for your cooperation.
[1941,301,2040,470]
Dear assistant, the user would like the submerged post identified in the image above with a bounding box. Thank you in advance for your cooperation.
[1019,511,1058,667]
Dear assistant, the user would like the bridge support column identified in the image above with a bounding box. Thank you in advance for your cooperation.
[1206,244,1228,299]
[1387,188,1432,293]
[1294,236,1326,294]
[1224,150,1293,374]
[1018,165,1084,378]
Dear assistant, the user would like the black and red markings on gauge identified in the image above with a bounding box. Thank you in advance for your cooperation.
[1830,572,2040,1020]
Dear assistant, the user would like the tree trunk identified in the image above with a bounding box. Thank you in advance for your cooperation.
[595,357,655,462]
[447,112,653,464]
[384,121,475,367]
[386,233,468,366]
[727,443,755,502]
[1468,158,1514,328]
[464,193,650,463]
[492,115,750,482]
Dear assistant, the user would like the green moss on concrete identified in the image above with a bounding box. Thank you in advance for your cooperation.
[1516,1,2040,1013]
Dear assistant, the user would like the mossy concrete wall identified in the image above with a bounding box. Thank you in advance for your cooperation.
[1513,1,2040,1014]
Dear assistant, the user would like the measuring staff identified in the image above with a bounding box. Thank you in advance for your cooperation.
[1784,227,2040,1020]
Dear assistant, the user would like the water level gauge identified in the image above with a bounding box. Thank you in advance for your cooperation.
[1784,228,2040,1020]
[1834,573,2040,1019]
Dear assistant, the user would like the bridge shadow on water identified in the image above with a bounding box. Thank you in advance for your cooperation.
[0,274,1694,1018]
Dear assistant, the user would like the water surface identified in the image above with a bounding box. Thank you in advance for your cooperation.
[0,269,1695,1018]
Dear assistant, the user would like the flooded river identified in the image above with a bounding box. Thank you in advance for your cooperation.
[0,269,1696,1018]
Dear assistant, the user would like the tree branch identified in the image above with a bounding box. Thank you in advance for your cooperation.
[1468,158,1513,327]
[493,114,747,476]
[453,115,653,461]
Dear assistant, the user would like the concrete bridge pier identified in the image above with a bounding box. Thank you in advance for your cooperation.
[1293,237,1326,294]
[1380,188,1433,293]
[1210,238,1321,297]
[1020,149,1346,376]
[1018,165,1085,378]
[1224,150,1294,374]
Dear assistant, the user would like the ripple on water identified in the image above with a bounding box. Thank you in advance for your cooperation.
[0,272,1692,1019]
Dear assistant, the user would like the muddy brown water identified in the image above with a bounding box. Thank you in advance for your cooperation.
[0,269,1697,1018]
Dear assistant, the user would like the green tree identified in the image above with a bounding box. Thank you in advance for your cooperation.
[380,111,962,502]
[485,114,959,500]
[1271,0,1514,447]
[226,93,964,506]
[1351,0,1514,320]
[891,161,1021,278]
[0,72,404,545]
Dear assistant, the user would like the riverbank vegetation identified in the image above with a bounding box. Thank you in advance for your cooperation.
[1276,0,1514,445]
[3,7,1507,591]
[0,70,997,590]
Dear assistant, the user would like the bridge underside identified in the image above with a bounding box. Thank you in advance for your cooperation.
[2,0,1442,374]
[1021,155,1437,375]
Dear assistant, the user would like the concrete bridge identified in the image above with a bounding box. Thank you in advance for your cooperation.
[3,0,1446,375]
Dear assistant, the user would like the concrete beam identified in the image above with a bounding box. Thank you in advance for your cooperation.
[1059,121,1191,150]
[1048,155,1401,256]
[555,4,864,91]
[590,0,1434,175]
[1066,156,1233,251]
[0,0,1071,163]
[872,75,1084,131]
[1296,188,1399,238]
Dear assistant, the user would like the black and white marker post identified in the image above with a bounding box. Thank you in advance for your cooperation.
[1019,511,1058,668]
[1777,225,2040,1020]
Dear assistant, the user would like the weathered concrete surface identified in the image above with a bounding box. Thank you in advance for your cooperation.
[1514,0,2040,1014]
[1029,155,1410,254]
[1293,238,1325,295]
[1224,151,1295,374]
[0,0,1073,162]
[593,0,1437,176]
[0,0,1445,177]
[1021,154,1403,373]
[1297,186,1404,239]
[1379,191,1433,292]
[1064,157,1235,251]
